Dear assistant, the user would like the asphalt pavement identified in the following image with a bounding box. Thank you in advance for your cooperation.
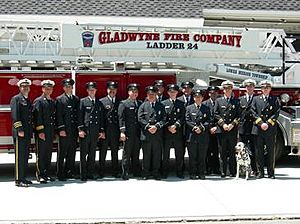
[0,152,300,223]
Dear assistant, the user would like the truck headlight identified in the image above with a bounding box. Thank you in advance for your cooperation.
[280,93,290,103]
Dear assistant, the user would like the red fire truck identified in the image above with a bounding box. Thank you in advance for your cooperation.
[0,20,299,160]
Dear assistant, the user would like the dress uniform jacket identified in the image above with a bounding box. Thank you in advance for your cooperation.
[56,93,80,179]
[118,99,142,177]
[251,95,280,177]
[32,95,56,179]
[10,93,32,183]
[239,94,257,173]
[177,94,194,141]
[161,98,185,176]
[99,96,121,176]
[78,96,104,179]
[138,101,166,178]
[214,96,240,176]
[203,98,220,174]
[185,103,211,177]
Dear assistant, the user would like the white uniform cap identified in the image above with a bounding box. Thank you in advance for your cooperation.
[259,80,272,87]
[221,80,234,87]
[41,80,55,87]
[242,79,256,87]
[17,78,32,87]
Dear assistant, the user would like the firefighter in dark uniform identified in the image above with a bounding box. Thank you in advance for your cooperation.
[138,86,166,180]
[78,82,105,181]
[251,80,280,179]
[186,89,211,179]
[154,80,167,103]
[10,78,33,187]
[33,80,56,183]
[99,81,121,178]
[177,81,195,107]
[56,78,80,181]
[118,83,142,180]
[239,79,257,175]
[214,80,240,178]
[203,86,220,175]
[161,84,185,179]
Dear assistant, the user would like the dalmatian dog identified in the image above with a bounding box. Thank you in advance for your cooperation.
[234,142,252,180]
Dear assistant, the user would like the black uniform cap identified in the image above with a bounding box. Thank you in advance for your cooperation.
[181,81,194,88]
[106,81,118,89]
[193,89,205,97]
[167,84,179,91]
[153,80,165,87]
[145,85,158,93]
[207,86,220,92]
[86,82,97,89]
[127,83,140,90]
[62,78,75,87]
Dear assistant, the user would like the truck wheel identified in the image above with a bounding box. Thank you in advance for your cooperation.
[275,132,284,161]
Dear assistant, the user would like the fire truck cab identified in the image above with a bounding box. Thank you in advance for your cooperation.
[0,18,299,160]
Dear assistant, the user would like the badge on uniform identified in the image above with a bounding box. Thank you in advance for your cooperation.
[177,108,180,113]
[158,110,161,115]
[67,105,72,108]
[130,107,135,110]
[204,113,206,118]
[106,105,111,109]
[192,113,196,115]
[270,106,273,110]
[232,105,235,109]
[165,105,170,109]
[221,106,226,108]
[86,106,91,109]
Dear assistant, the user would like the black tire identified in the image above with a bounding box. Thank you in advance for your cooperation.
[275,132,284,161]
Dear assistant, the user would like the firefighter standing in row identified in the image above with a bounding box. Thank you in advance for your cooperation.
[161,84,185,179]
[78,82,105,181]
[118,83,142,180]
[56,78,80,181]
[239,79,257,175]
[33,80,56,183]
[251,80,280,179]
[214,80,240,177]
[138,86,166,180]
[154,80,167,102]
[203,86,220,175]
[11,79,33,187]
[186,89,211,179]
[99,81,121,178]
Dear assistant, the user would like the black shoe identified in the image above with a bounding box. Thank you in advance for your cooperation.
[80,177,87,181]
[177,174,184,179]
[16,181,29,187]
[24,179,32,185]
[66,173,75,179]
[154,175,161,180]
[190,175,197,180]
[87,175,96,180]
[142,176,149,180]
[46,176,55,182]
[268,175,275,179]
[221,173,226,178]
[199,175,206,180]
[38,177,47,184]
[58,177,67,181]
[257,174,264,179]
[229,173,235,177]
[122,172,129,180]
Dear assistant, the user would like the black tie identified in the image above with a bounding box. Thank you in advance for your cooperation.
[92,100,95,106]
[172,100,175,104]
[227,98,230,103]
[151,102,155,108]
[197,105,200,109]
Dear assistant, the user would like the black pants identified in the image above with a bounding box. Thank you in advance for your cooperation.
[99,129,120,176]
[255,130,276,176]
[80,131,98,178]
[142,139,162,177]
[14,136,30,182]
[121,135,141,176]
[240,134,257,173]
[217,131,237,175]
[187,138,208,176]
[206,133,220,173]
[162,137,184,176]
[57,134,77,178]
